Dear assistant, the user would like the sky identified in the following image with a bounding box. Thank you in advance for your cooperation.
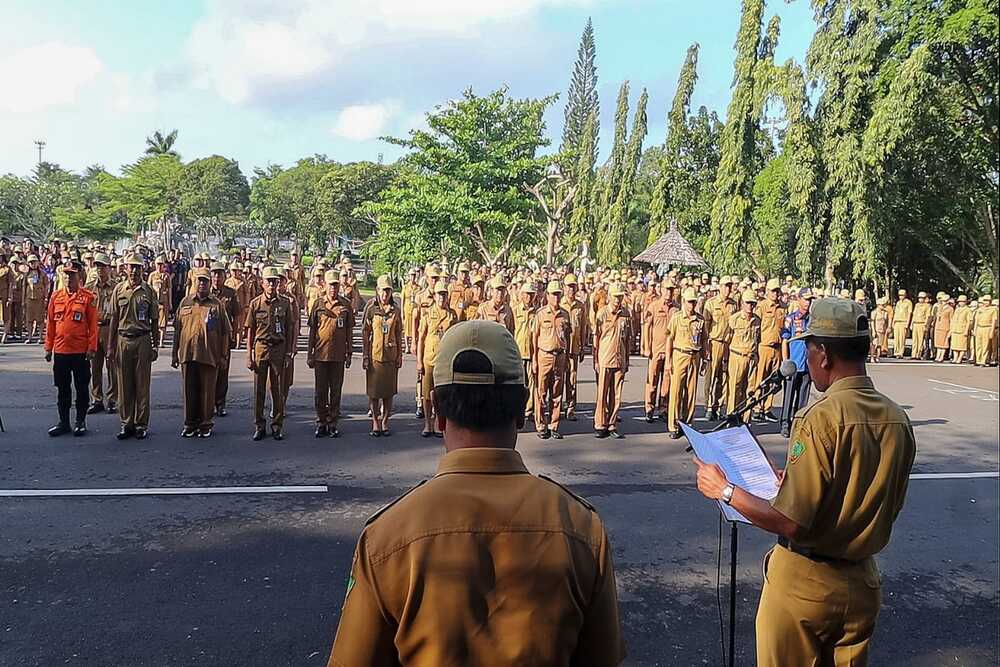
[0,0,817,179]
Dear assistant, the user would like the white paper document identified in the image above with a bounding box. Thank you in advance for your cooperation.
[680,422,780,524]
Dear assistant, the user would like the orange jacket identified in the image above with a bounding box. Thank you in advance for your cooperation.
[45,288,98,354]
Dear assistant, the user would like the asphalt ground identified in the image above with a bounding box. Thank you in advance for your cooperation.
[0,341,997,666]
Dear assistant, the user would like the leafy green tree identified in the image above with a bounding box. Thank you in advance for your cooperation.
[52,167,129,241]
[598,88,647,266]
[145,129,180,158]
[246,165,294,253]
[560,18,600,177]
[564,110,598,260]
[316,161,396,242]
[100,155,184,251]
[178,155,250,242]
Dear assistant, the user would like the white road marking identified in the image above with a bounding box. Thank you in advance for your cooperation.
[909,472,998,480]
[928,379,999,402]
[0,485,329,498]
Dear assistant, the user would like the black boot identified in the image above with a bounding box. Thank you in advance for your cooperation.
[48,422,71,437]
[73,421,87,436]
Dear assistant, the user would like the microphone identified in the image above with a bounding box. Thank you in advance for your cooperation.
[757,359,798,391]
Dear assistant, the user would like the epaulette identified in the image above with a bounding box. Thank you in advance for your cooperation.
[364,480,428,526]
[538,474,595,512]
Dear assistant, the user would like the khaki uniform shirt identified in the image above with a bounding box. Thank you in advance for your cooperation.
[892,298,913,326]
[561,296,589,355]
[110,281,160,346]
[328,448,625,667]
[872,307,890,334]
[0,266,12,302]
[84,277,117,326]
[475,300,515,335]
[644,297,677,358]
[418,304,459,367]
[728,311,761,355]
[24,268,49,301]
[245,294,296,359]
[533,305,572,354]
[309,294,355,363]
[225,276,250,314]
[950,306,973,336]
[589,287,608,327]
[512,302,536,360]
[594,305,632,370]
[173,294,232,367]
[772,376,915,561]
[757,299,785,347]
[363,299,403,364]
[911,302,932,326]
[210,285,239,347]
[667,311,705,353]
[148,271,173,313]
[447,283,473,315]
[704,295,737,343]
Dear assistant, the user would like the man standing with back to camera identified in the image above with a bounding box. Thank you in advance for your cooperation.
[693,297,915,666]
[328,320,625,667]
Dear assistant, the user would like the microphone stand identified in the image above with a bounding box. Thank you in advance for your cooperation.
[699,381,783,667]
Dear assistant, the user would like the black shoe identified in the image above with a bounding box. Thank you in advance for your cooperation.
[73,422,87,436]
[595,429,609,439]
[415,407,425,419]
[252,429,266,441]
[181,427,197,438]
[550,430,563,440]
[135,428,147,440]
[216,407,227,417]
[751,412,766,423]
[315,425,328,438]
[48,423,71,437]
[567,414,578,422]
[117,426,134,440]
[706,409,718,422]
[645,412,655,424]
[669,430,682,439]
[780,427,790,438]
[763,411,779,424]
[198,429,212,438]
[272,430,284,441]
[610,430,624,439]
[87,402,105,415]
[537,429,551,440]
[106,400,116,412]
[329,428,340,438]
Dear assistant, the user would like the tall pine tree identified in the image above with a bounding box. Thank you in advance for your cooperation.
[560,18,600,177]
[648,43,700,244]
[595,81,631,226]
[565,110,598,258]
[599,88,648,266]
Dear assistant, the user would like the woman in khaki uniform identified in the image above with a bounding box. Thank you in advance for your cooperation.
[949,294,973,363]
[933,294,954,362]
[416,283,459,437]
[362,275,403,436]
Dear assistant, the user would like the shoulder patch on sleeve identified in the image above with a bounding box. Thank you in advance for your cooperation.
[364,479,428,526]
[538,474,596,512]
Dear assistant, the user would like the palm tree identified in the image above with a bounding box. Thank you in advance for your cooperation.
[144,129,179,158]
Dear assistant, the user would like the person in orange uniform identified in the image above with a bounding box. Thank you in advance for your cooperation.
[531,281,572,439]
[643,277,677,423]
[475,275,514,334]
[561,274,589,421]
[307,270,355,438]
[702,276,737,421]
[752,278,786,423]
[209,262,240,417]
[592,284,632,439]
[327,320,626,667]
[417,283,459,437]
[245,266,296,441]
[666,288,707,439]
[84,253,118,414]
[172,268,232,438]
[44,260,98,436]
[727,290,761,419]
[362,275,404,436]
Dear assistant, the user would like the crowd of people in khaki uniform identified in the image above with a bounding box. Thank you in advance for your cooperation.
[2,236,997,444]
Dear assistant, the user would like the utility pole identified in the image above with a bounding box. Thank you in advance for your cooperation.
[34,140,46,165]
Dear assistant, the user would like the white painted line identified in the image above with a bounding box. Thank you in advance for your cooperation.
[909,472,998,480]
[0,485,329,498]
[928,379,999,394]
[927,378,999,402]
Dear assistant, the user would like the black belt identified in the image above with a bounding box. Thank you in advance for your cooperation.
[258,339,285,346]
[119,331,149,339]
[777,537,858,565]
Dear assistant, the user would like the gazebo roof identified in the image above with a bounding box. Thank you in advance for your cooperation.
[632,221,708,268]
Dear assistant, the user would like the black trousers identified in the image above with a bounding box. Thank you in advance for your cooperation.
[53,353,91,425]
[780,370,812,432]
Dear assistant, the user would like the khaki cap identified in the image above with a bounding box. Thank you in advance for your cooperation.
[798,287,815,300]
[434,282,449,294]
[489,275,506,289]
[432,321,524,388]
[794,297,870,341]
[957,294,967,303]
[324,270,340,284]
[855,289,866,300]
[62,261,82,274]
[520,282,536,294]
[155,255,167,264]
[94,253,111,266]
[262,266,281,280]
[210,261,227,272]
[610,283,626,297]
[765,278,781,291]
[457,262,470,272]
[426,266,441,278]
[917,291,928,298]
[27,254,39,262]
[720,275,735,285]
[898,289,907,296]
[546,280,563,294]
[376,274,393,291]
[192,268,211,281]
[839,289,851,299]
[682,287,698,302]
[471,273,485,285]
[981,295,992,302]
[877,296,889,305]
[741,289,757,303]
[661,277,676,289]
[564,273,578,286]
[125,254,144,266]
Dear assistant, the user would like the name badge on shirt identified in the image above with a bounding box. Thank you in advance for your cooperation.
[459,302,465,310]
[73,311,82,322]
[206,309,216,331]
[382,322,389,336]
[275,320,283,335]
[30,274,39,285]
[337,317,344,329]
[137,302,148,322]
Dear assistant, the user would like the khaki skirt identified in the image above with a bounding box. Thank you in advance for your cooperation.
[366,360,398,399]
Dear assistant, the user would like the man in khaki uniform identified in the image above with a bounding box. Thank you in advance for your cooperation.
[307,271,354,438]
[753,278,786,422]
[448,262,473,315]
[592,284,631,439]
[3,259,25,343]
[910,292,932,359]
[277,272,301,407]
[560,274,589,421]
[727,290,761,419]
[694,297,915,667]
[24,255,50,343]
[109,254,160,440]
[210,262,239,416]
[475,275,515,334]
[950,294,973,363]
[225,262,250,348]
[416,283,459,437]
[148,256,173,347]
[401,268,420,353]
[171,268,232,438]
[971,295,994,366]
[0,256,11,333]
[512,282,537,420]
[246,266,297,441]
[531,281,572,439]
[328,320,625,667]
[891,288,913,358]
[666,288,707,439]
[702,276,737,420]
[642,278,677,423]
[85,254,118,414]
[412,266,442,418]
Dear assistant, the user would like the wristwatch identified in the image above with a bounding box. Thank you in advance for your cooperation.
[721,484,736,505]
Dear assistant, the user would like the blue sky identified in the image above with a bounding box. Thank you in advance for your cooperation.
[0,0,816,179]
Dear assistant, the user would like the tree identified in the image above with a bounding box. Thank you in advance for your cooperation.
[524,169,577,266]
[564,110,599,260]
[559,18,600,177]
[316,161,397,242]
[145,129,180,158]
[178,155,250,242]
[364,87,555,268]
[246,165,294,253]
[100,155,185,251]
[598,88,648,266]
[52,167,129,241]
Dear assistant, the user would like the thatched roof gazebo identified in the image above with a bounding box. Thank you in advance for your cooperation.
[632,221,708,268]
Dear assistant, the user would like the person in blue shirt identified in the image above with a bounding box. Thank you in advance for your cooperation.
[780,287,815,437]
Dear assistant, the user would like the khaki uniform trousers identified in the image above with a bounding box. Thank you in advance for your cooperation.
[90,325,117,406]
[727,350,754,417]
[875,330,889,355]
[909,324,927,359]
[974,327,992,365]
[754,345,781,412]
[182,362,218,431]
[703,340,729,412]
[314,360,346,426]
[667,350,699,432]
[0,299,6,328]
[253,343,287,430]
[595,366,625,431]
[563,354,580,417]
[215,352,231,410]
[25,298,45,337]
[892,324,908,357]
[522,359,536,418]
[534,350,566,432]
[158,308,169,345]
[4,302,22,338]
[283,355,295,404]
[644,354,669,416]
[117,335,153,429]
[757,546,881,667]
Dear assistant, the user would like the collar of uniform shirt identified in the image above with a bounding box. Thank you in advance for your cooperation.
[434,448,530,476]
[823,375,874,394]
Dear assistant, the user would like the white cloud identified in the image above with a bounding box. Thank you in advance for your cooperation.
[0,42,103,113]
[331,102,399,141]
